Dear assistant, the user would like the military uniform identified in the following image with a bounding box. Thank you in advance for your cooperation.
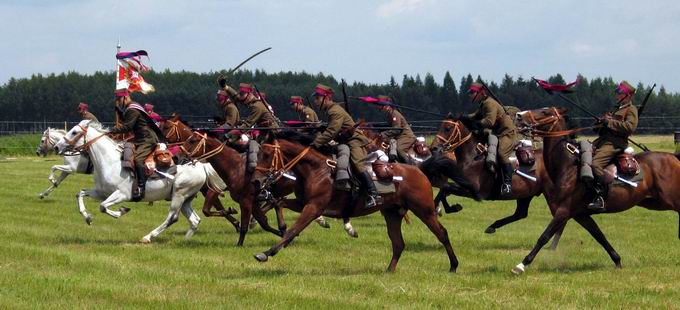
[222,102,240,127]
[588,81,639,211]
[467,97,517,164]
[299,106,319,125]
[81,111,99,122]
[380,109,416,162]
[313,103,369,173]
[110,103,161,166]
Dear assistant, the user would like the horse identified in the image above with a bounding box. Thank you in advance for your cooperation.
[53,120,214,243]
[36,127,91,199]
[233,130,458,272]
[161,116,357,239]
[511,107,680,274]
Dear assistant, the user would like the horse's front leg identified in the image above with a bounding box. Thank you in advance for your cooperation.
[254,203,325,262]
[76,189,102,225]
[99,190,132,218]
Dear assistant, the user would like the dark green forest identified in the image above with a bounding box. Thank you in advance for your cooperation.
[1,70,679,133]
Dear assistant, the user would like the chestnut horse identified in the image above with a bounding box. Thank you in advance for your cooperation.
[243,131,458,272]
[512,107,680,274]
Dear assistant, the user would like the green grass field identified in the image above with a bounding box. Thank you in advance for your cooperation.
[1,136,680,308]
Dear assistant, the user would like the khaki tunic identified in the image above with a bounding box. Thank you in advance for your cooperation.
[240,99,279,129]
[81,111,98,122]
[380,109,416,159]
[592,102,639,176]
[313,103,370,173]
[298,106,320,125]
[468,97,517,164]
[222,103,240,127]
[110,105,160,165]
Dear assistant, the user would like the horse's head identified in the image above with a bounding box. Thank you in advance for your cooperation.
[516,107,568,133]
[358,123,387,153]
[160,115,193,144]
[54,120,92,154]
[36,128,52,156]
[430,113,472,152]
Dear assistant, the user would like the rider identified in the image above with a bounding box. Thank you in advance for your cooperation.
[110,90,163,201]
[311,83,381,208]
[216,89,240,128]
[374,95,416,163]
[223,83,279,131]
[588,81,639,211]
[144,103,163,126]
[78,103,99,122]
[290,95,320,127]
[461,82,517,196]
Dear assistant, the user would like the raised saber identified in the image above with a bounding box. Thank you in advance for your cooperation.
[217,47,272,86]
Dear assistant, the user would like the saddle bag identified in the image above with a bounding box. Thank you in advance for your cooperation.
[372,160,394,182]
[154,149,174,169]
[616,152,639,175]
[414,141,431,157]
[515,145,535,166]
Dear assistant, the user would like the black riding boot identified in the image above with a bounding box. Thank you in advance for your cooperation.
[359,171,382,208]
[500,163,513,196]
[587,179,608,212]
[132,165,147,202]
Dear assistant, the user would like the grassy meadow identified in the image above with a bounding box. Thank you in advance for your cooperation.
[0,135,679,308]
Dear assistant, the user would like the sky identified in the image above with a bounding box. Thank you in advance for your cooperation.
[1,0,679,92]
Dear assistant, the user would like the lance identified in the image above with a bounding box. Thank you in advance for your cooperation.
[341,79,351,117]
[531,78,649,152]
[217,47,272,87]
[114,39,122,127]
[480,81,509,114]
[637,83,656,117]
[350,96,447,118]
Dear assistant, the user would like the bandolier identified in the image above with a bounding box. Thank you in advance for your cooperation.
[311,84,381,208]
[463,82,518,196]
[588,81,639,211]
[375,95,416,163]
[110,91,162,201]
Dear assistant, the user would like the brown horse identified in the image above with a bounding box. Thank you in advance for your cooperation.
[247,131,458,272]
[512,107,680,274]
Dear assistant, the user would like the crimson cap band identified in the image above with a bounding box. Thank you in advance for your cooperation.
[239,83,254,93]
[468,83,484,93]
[115,90,130,97]
[144,103,154,111]
[289,96,304,104]
[615,81,635,95]
[78,102,89,110]
[313,84,334,96]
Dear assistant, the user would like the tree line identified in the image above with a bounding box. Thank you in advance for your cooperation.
[1,70,678,132]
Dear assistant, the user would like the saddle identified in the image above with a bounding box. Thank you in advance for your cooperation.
[602,147,642,185]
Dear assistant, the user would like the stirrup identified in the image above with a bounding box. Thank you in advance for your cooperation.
[500,183,512,196]
[587,196,606,212]
[365,194,382,208]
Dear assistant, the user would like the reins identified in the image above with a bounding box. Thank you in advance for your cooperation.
[435,120,472,152]
[180,132,225,162]
[258,140,311,180]
[521,108,601,138]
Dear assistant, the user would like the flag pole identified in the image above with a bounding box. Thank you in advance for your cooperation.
[115,38,122,126]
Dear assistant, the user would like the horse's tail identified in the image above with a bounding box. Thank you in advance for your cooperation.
[203,163,227,193]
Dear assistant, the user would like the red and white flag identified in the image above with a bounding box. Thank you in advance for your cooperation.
[115,50,155,94]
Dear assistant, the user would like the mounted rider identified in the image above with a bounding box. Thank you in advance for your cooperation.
[588,81,639,211]
[311,83,381,208]
[290,95,320,127]
[144,103,163,126]
[460,82,518,196]
[373,95,416,163]
[78,103,99,122]
[110,90,164,201]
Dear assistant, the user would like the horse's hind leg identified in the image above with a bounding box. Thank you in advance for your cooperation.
[40,167,70,198]
[548,221,566,251]
[382,209,406,272]
[99,190,131,218]
[76,189,101,225]
[409,204,458,272]
[179,196,200,239]
[141,194,184,243]
[343,218,358,238]
[573,215,621,268]
[485,197,531,234]
[513,212,569,274]
[254,203,324,262]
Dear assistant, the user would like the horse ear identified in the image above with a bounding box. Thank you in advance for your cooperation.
[170,114,179,121]
[446,112,455,120]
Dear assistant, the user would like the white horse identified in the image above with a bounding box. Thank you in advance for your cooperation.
[36,127,92,199]
[54,120,218,243]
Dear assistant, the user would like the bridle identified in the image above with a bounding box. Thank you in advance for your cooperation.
[434,120,472,152]
[164,120,193,146]
[257,140,311,183]
[63,124,108,152]
[180,132,225,162]
[520,108,599,137]
[40,128,53,153]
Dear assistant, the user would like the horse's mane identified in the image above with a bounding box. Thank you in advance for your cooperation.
[272,130,315,145]
[88,121,107,132]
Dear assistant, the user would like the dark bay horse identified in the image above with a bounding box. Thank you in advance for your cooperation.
[246,131,458,272]
[512,107,680,274]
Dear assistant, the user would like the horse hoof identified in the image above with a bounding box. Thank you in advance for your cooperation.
[39,194,45,199]
[511,263,526,275]
[254,253,268,262]
[84,215,93,226]
[451,203,463,212]
[226,207,238,215]
[140,237,152,244]
[317,221,331,229]
[436,206,443,217]
[484,227,496,234]
[348,230,359,238]
[249,220,258,230]
[119,207,131,215]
